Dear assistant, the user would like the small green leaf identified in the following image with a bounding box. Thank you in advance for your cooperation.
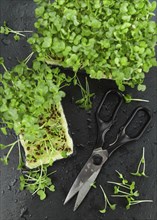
[49,185,55,192]
[35,6,45,17]
[110,204,116,210]
[120,57,128,66]
[33,60,41,70]
[99,209,106,214]
[42,37,52,48]
[0,57,4,65]
[37,190,46,200]
[14,34,20,41]
[17,158,25,170]
[0,144,7,149]
[8,108,18,120]
[1,127,7,135]
[61,151,68,158]
[0,26,5,34]
[137,84,146,91]
[0,156,8,165]
[114,186,119,194]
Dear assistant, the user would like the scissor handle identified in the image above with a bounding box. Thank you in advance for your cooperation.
[96,90,123,146]
[107,106,152,156]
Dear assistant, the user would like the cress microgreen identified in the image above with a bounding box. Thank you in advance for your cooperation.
[126,198,153,210]
[28,0,157,91]
[75,77,94,110]
[0,21,33,41]
[0,139,20,165]
[108,170,153,209]
[131,147,148,177]
[99,185,116,214]
[20,164,56,200]
[123,94,149,103]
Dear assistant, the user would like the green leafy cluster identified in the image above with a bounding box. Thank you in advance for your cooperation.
[20,165,55,200]
[28,0,157,91]
[0,57,74,167]
[0,137,56,200]
[0,57,72,199]
[108,170,153,210]
[0,58,68,142]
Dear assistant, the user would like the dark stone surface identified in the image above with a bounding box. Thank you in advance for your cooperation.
[0,1,157,220]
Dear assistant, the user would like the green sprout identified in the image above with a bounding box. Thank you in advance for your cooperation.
[0,140,20,165]
[20,165,56,200]
[131,147,148,177]
[123,94,149,103]
[108,170,153,210]
[75,77,94,110]
[99,185,116,214]
[126,198,153,210]
[0,21,33,41]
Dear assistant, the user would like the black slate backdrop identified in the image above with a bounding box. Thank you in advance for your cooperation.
[0,1,157,220]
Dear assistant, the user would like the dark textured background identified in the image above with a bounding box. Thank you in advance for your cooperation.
[0,1,157,220]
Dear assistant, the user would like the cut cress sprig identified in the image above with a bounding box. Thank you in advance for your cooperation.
[0,21,33,41]
[123,94,149,103]
[99,185,116,214]
[108,170,153,210]
[131,147,148,177]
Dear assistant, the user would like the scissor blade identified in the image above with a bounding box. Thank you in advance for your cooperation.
[64,174,84,205]
[73,169,100,211]
[64,149,109,205]
[64,155,96,205]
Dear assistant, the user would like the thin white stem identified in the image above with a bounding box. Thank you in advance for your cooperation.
[6,140,19,159]
[10,30,25,37]
[16,30,33,33]
[130,98,149,103]
[24,52,34,64]
[142,147,146,174]
[1,63,8,72]
[130,200,153,205]
[111,195,127,197]
[107,181,130,190]
[100,185,107,210]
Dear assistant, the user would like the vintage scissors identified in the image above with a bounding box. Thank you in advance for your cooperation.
[64,90,151,211]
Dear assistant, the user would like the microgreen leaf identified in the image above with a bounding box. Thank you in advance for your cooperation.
[37,190,46,200]
[49,185,55,192]
[99,209,106,214]
[0,57,4,65]
[0,156,9,165]
[14,34,20,41]
[61,151,68,158]
[0,127,7,135]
